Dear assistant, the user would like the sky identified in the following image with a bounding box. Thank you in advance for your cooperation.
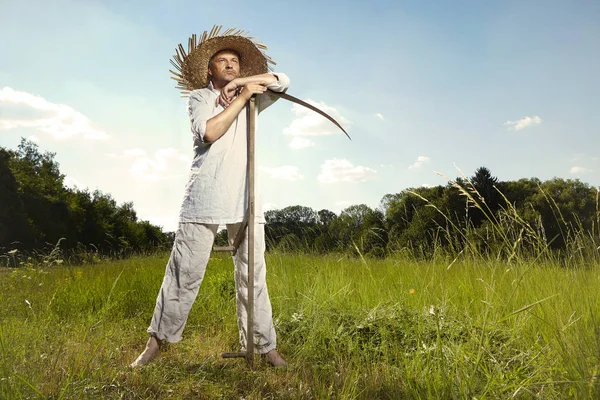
[1,0,599,232]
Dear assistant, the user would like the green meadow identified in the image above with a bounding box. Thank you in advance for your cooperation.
[1,251,599,399]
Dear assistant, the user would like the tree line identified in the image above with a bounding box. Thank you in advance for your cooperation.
[2,139,598,264]
[263,167,599,259]
[0,139,170,263]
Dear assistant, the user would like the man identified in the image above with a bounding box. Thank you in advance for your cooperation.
[130,28,288,368]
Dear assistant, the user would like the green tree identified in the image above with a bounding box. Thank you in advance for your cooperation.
[330,204,387,257]
[317,209,336,229]
[314,209,337,253]
[0,148,32,249]
[8,139,71,248]
[469,167,500,226]
[265,205,319,251]
[1,139,170,259]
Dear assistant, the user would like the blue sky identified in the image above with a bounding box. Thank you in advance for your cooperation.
[1,0,599,231]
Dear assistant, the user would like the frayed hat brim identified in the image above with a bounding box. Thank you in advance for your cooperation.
[170,26,275,96]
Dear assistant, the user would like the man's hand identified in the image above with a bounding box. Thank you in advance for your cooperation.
[239,83,268,101]
[216,74,276,108]
[216,80,239,108]
[217,81,269,108]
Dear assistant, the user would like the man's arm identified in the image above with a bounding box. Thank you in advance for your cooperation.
[217,73,282,107]
[204,83,267,143]
[232,73,278,88]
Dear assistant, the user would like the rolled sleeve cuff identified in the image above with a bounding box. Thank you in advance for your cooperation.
[266,72,290,92]
[191,119,207,143]
[188,91,209,142]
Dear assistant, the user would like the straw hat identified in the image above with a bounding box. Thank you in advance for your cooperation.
[170,25,275,95]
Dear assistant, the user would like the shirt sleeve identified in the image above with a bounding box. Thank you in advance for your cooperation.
[257,72,291,113]
[187,90,211,143]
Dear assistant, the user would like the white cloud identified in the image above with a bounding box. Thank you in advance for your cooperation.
[0,87,109,140]
[409,155,430,169]
[421,183,434,188]
[504,115,542,131]
[570,166,592,174]
[317,158,377,183]
[283,99,350,148]
[262,202,279,211]
[259,165,304,181]
[121,148,191,181]
[64,176,87,190]
[375,113,384,120]
[289,137,315,149]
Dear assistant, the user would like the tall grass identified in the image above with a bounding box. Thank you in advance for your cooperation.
[1,250,599,399]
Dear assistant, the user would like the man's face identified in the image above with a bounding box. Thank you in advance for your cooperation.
[208,50,241,84]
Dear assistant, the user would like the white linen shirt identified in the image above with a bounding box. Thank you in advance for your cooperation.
[178,73,290,224]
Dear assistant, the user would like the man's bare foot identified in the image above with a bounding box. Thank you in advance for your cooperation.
[265,349,287,367]
[129,336,161,368]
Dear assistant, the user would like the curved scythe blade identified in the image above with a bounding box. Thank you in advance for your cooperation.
[266,89,351,140]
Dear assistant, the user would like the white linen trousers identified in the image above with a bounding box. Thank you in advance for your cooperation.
[147,222,276,354]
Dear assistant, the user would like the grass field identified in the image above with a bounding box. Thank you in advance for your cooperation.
[1,251,599,399]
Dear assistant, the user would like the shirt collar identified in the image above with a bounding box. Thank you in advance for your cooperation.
[207,81,219,94]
